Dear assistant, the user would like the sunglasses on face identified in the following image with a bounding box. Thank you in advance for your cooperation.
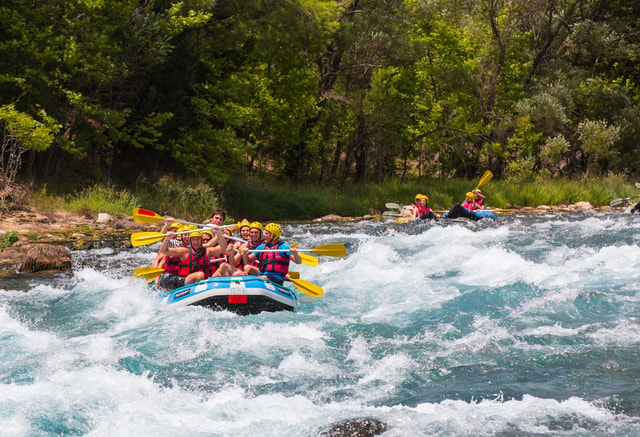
[202,237,212,243]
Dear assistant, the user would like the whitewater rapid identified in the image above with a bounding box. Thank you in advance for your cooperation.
[2,212,640,436]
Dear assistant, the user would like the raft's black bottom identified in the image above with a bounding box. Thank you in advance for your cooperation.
[191,295,295,316]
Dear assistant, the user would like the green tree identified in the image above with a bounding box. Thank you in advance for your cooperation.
[0,104,56,182]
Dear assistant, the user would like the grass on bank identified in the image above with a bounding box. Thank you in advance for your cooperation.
[24,173,639,223]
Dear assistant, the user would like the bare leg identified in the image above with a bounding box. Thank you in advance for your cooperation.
[244,265,260,276]
[185,272,205,285]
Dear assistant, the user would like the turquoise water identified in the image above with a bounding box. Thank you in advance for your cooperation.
[2,212,640,436]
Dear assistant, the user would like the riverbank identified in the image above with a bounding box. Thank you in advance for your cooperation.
[0,201,625,277]
[0,200,620,241]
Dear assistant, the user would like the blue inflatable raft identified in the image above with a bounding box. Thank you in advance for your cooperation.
[154,276,299,315]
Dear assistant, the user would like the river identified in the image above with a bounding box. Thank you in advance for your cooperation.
[2,212,640,436]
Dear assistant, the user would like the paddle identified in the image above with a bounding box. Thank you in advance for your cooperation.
[475,170,493,190]
[133,208,204,226]
[132,208,237,229]
[133,267,165,281]
[385,202,402,210]
[610,198,632,207]
[289,277,323,298]
[133,257,228,281]
[248,243,346,257]
[133,266,164,277]
[130,228,213,247]
[223,236,320,267]
[382,211,402,218]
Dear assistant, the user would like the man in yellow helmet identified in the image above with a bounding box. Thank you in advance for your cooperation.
[241,222,301,285]
[226,221,265,276]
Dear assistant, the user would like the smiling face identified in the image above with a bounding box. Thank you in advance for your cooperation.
[249,228,261,243]
[240,226,250,240]
[211,214,224,226]
[190,236,202,250]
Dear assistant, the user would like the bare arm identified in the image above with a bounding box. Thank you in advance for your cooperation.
[160,231,188,259]
[289,246,302,265]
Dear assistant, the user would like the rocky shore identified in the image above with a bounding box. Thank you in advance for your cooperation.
[0,201,621,277]
[0,209,153,277]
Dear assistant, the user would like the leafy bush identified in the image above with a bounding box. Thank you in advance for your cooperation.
[0,231,18,248]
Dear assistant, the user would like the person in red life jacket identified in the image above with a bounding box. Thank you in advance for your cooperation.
[152,221,183,268]
[445,191,485,220]
[472,189,487,210]
[246,222,264,268]
[237,219,251,241]
[211,228,243,277]
[410,194,439,220]
[240,223,301,285]
[230,221,265,276]
[461,192,480,210]
[156,227,227,291]
[201,229,223,277]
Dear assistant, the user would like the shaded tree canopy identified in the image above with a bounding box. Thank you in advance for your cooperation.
[2,0,640,188]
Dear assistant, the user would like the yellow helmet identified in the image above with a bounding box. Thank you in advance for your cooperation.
[265,223,282,240]
[466,192,475,200]
[237,219,251,230]
[415,194,428,202]
[475,189,482,194]
[168,221,182,230]
[250,221,263,232]
[189,231,203,240]
[202,229,213,238]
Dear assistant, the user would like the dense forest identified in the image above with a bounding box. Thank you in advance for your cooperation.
[2,0,640,190]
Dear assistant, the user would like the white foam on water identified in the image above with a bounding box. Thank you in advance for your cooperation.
[5,213,640,435]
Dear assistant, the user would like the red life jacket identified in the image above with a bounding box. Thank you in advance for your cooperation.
[164,255,181,274]
[462,200,477,210]
[164,242,184,275]
[245,239,264,268]
[258,240,290,275]
[415,204,432,216]
[178,246,211,279]
[238,238,264,269]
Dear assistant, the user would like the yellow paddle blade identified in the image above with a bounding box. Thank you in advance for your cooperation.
[290,278,323,298]
[299,253,319,267]
[310,243,347,257]
[138,269,165,281]
[130,231,167,247]
[477,170,493,188]
[133,266,162,276]
[288,271,300,279]
[133,208,165,224]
